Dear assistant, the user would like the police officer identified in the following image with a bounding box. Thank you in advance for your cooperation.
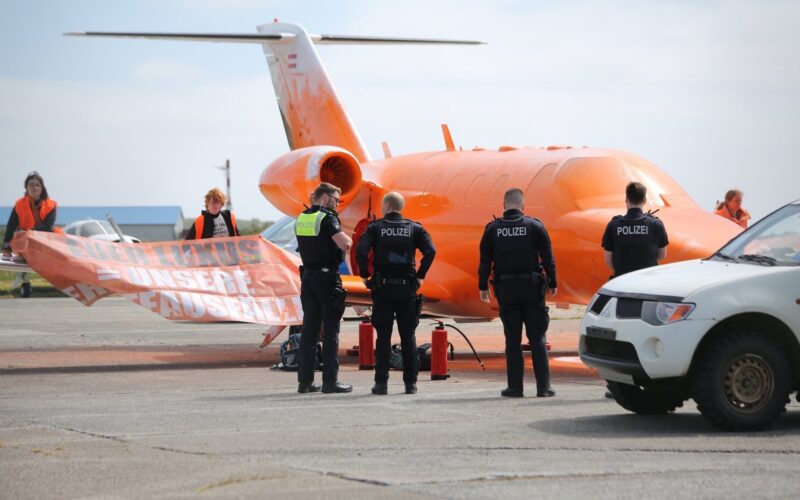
[602,181,668,278]
[356,192,436,395]
[478,188,557,398]
[294,182,353,394]
[601,182,668,399]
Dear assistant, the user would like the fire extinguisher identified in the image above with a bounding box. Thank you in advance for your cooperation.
[358,317,375,370]
[431,321,450,380]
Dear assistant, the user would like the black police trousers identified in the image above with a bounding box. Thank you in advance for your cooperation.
[494,282,551,391]
[372,285,419,385]
[297,270,345,385]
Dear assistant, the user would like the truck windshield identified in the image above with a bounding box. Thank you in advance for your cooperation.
[714,204,800,266]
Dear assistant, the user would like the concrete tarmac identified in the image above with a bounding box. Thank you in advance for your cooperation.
[2,298,800,499]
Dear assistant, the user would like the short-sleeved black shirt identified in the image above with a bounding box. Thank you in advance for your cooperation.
[602,207,668,276]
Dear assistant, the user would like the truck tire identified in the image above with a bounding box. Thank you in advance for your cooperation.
[606,381,686,414]
[692,331,791,431]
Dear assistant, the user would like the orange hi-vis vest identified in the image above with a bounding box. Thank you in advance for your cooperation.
[14,196,62,233]
[193,211,238,239]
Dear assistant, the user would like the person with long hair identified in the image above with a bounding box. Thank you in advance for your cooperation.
[2,172,60,297]
[184,188,239,239]
[714,189,751,229]
[2,171,59,256]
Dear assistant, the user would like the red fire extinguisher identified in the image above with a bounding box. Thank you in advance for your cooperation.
[431,321,450,380]
[358,317,375,370]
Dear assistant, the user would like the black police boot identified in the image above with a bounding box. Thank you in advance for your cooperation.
[405,384,417,395]
[371,383,388,395]
[322,381,353,393]
[298,382,321,393]
[537,387,556,398]
[501,387,524,398]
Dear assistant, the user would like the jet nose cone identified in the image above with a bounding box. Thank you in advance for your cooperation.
[657,208,741,263]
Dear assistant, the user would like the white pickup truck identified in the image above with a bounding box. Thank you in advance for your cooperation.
[579,200,800,430]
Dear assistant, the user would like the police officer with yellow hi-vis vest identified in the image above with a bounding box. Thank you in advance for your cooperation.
[479,188,557,398]
[294,182,353,394]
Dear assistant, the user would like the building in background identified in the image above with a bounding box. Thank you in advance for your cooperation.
[0,206,184,242]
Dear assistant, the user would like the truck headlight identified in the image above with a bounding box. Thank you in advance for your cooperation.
[642,302,695,326]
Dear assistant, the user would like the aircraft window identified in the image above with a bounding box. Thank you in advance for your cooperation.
[465,174,487,207]
[444,174,465,206]
[526,163,558,208]
[555,158,627,210]
[420,175,441,207]
[488,174,508,207]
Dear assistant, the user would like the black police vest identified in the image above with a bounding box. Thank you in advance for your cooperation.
[371,218,417,276]
[295,207,342,269]
[491,216,540,275]
[611,214,660,275]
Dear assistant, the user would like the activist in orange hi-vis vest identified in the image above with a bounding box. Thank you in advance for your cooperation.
[3,171,62,255]
[185,187,239,240]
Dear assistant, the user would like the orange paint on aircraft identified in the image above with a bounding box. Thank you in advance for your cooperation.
[260,144,740,318]
[69,23,740,320]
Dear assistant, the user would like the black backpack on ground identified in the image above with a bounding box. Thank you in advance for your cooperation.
[273,333,323,371]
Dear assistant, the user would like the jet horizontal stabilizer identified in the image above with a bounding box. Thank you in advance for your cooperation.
[313,34,484,45]
[64,32,484,46]
[64,32,286,44]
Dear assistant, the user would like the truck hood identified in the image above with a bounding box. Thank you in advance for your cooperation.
[601,259,792,300]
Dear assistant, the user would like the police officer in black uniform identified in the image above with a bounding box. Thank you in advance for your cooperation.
[601,182,668,399]
[478,188,557,398]
[602,181,668,278]
[294,182,353,394]
[356,192,436,395]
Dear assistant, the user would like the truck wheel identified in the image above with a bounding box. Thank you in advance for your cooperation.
[606,381,686,414]
[692,331,791,431]
[20,282,32,298]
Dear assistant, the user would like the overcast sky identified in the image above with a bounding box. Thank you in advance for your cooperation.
[1,0,798,223]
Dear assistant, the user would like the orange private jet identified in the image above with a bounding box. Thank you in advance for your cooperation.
[68,21,741,319]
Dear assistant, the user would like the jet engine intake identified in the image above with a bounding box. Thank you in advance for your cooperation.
[259,146,363,215]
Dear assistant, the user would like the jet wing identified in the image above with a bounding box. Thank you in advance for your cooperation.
[0,257,33,274]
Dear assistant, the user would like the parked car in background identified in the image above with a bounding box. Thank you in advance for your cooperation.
[260,216,350,275]
[580,199,800,431]
[63,219,141,243]
[260,216,297,253]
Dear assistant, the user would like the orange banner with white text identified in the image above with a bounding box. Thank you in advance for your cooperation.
[11,232,303,326]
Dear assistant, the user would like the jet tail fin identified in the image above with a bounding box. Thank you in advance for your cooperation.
[66,23,483,163]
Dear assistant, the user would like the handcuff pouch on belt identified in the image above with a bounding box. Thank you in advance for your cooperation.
[414,294,424,317]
